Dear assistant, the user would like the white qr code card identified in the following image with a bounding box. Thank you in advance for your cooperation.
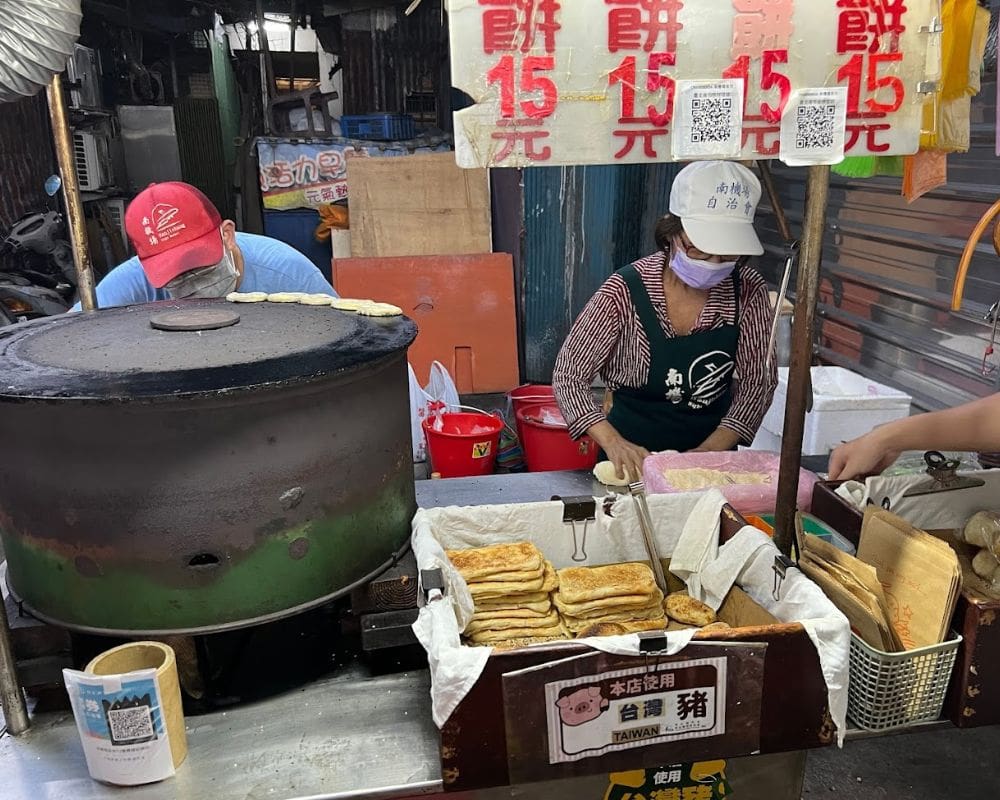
[779,87,849,167]
[672,80,744,160]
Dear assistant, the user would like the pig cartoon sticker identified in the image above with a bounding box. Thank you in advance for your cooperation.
[556,685,609,727]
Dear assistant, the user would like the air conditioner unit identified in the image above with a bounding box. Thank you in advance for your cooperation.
[98,198,128,253]
[66,45,102,110]
[73,131,114,192]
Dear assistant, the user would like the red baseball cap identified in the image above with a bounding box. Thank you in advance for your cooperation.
[125,182,224,288]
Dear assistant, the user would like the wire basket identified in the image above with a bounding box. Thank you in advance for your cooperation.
[847,631,962,732]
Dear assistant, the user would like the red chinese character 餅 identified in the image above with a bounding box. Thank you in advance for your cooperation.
[731,0,794,60]
[836,0,907,54]
[481,0,561,54]
[607,0,684,53]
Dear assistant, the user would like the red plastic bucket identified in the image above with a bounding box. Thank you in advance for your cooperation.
[508,384,556,441]
[516,403,599,473]
[422,412,504,478]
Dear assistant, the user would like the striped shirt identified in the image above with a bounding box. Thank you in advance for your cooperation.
[552,251,778,446]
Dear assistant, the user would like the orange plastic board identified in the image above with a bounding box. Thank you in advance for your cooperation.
[333,254,519,394]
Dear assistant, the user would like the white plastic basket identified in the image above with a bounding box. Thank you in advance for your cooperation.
[847,632,962,732]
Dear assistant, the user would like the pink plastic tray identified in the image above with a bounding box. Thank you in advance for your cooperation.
[641,451,816,515]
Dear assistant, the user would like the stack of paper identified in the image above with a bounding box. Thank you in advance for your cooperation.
[800,508,961,652]
[800,534,902,651]
[856,508,962,649]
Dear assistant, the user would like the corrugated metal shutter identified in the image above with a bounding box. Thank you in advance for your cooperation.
[759,79,1000,413]
[521,162,682,381]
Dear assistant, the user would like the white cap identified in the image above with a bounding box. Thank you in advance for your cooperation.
[669,161,764,256]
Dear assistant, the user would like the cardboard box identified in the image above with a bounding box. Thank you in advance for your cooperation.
[752,367,911,456]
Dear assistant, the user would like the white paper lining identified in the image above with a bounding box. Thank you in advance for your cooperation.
[411,489,850,745]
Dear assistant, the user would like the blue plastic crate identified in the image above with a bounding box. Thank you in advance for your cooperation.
[341,113,416,141]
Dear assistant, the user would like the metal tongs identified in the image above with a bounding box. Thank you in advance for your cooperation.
[902,450,986,498]
[626,477,670,596]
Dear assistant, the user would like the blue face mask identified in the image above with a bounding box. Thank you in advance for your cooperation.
[668,241,737,290]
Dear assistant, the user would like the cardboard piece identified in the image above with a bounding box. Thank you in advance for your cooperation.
[346,152,491,258]
[333,253,519,393]
[857,508,962,650]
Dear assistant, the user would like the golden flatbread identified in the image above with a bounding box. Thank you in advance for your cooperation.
[447,542,543,580]
[476,593,551,608]
[573,617,667,637]
[468,561,556,599]
[561,603,666,628]
[468,621,568,643]
[553,588,662,618]
[465,611,561,635]
[471,606,554,621]
[266,292,306,303]
[557,563,657,605]
[469,576,546,598]
[478,636,570,651]
[664,592,717,627]
[466,564,544,584]
[699,622,732,633]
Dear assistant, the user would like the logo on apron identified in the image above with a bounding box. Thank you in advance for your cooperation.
[687,350,735,410]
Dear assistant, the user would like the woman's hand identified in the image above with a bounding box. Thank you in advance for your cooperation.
[828,431,900,481]
[587,421,650,482]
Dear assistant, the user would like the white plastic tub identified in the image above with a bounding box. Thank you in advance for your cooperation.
[751,367,912,456]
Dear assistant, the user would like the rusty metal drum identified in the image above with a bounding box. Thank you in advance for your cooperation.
[0,300,417,635]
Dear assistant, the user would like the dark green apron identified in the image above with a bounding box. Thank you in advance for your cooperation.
[606,262,740,453]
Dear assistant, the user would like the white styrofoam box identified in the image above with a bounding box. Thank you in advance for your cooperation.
[752,367,912,456]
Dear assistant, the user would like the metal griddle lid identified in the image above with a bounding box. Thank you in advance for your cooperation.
[0,299,417,398]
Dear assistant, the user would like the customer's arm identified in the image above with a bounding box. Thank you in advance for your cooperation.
[828,393,1000,480]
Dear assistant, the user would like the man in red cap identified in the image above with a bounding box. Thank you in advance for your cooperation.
[72,182,337,309]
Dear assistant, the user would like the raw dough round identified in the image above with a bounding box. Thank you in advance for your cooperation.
[593,460,632,487]
[267,292,306,303]
[331,298,375,311]
[357,302,403,317]
[226,291,268,303]
[298,293,334,306]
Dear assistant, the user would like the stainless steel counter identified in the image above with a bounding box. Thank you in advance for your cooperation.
[2,664,441,800]
[1,471,601,800]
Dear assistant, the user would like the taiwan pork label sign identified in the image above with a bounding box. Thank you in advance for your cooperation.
[501,644,765,783]
[546,658,726,763]
[447,0,941,167]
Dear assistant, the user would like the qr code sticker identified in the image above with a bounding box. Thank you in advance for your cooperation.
[795,104,837,150]
[107,704,156,745]
[690,96,734,143]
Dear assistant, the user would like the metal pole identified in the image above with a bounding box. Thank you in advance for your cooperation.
[46,74,98,311]
[0,594,29,735]
[773,165,831,557]
[257,0,273,135]
[758,160,794,245]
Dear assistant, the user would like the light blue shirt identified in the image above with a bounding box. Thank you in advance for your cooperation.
[72,232,337,311]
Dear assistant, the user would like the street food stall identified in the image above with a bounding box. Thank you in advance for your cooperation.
[2,0,998,798]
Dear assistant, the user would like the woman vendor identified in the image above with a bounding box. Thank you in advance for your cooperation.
[552,160,778,481]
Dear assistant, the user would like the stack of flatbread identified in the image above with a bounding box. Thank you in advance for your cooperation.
[553,563,667,637]
[446,541,567,646]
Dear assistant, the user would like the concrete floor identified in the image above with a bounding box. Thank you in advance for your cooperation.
[803,725,1000,797]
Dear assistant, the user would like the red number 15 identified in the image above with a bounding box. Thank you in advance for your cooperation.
[487,56,558,120]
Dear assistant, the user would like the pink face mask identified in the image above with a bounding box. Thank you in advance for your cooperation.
[668,239,737,290]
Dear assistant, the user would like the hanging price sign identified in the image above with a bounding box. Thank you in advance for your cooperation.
[447,0,941,168]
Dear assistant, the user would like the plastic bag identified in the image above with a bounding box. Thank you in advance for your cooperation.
[409,361,460,462]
